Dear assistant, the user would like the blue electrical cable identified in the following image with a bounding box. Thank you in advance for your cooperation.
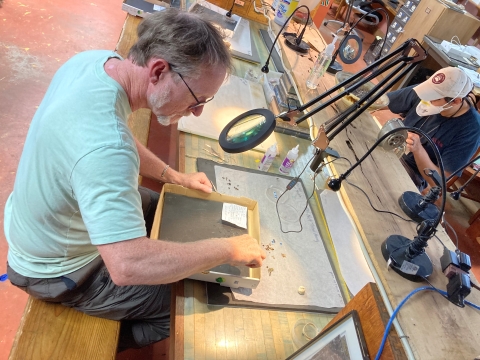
[375,286,480,360]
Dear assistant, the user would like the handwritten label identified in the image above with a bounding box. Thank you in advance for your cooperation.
[222,203,248,229]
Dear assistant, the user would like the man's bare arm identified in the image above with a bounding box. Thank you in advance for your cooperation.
[134,138,182,184]
[134,138,212,193]
[97,234,265,286]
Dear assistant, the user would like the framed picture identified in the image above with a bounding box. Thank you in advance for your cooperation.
[286,311,369,360]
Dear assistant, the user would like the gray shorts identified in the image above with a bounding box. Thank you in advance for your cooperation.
[7,186,170,350]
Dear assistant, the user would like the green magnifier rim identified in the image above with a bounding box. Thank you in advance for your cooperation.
[219,108,276,153]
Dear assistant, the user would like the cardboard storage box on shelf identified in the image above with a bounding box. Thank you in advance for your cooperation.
[150,184,261,289]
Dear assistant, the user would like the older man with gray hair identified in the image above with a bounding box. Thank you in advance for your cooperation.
[4,8,265,350]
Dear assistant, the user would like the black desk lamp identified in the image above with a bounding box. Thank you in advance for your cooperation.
[261,4,311,74]
[327,6,390,74]
[323,126,446,280]
[399,154,480,223]
[225,0,235,18]
[219,38,427,155]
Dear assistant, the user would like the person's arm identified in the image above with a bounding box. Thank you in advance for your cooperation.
[405,132,451,188]
[135,138,212,193]
[386,85,419,115]
[97,234,266,286]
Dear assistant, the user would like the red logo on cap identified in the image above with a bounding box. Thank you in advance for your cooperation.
[432,73,445,84]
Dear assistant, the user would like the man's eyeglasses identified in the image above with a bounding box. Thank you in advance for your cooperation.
[174,70,214,109]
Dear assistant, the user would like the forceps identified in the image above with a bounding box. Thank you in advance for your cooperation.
[203,144,227,163]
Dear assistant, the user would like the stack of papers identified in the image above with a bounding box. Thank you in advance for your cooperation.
[459,66,480,87]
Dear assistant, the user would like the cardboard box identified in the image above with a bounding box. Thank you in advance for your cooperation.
[150,184,261,289]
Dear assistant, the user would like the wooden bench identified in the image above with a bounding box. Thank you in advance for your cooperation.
[10,15,153,359]
[9,298,119,360]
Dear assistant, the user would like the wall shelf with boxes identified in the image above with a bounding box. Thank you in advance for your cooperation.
[365,0,480,66]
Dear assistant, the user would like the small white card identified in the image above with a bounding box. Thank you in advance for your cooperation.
[153,4,166,11]
[222,203,247,229]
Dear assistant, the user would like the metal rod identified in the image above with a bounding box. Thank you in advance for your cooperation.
[296,40,410,112]
[324,61,409,134]
[327,62,418,140]
[297,55,408,124]
[323,62,408,135]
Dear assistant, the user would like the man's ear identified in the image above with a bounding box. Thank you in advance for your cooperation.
[452,97,463,105]
[148,59,170,85]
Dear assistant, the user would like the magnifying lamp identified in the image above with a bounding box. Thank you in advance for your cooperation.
[324,126,447,280]
[327,7,390,74]
[219,39,427,156]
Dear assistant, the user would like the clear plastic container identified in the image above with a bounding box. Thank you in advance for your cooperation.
[258,143,277,171]
[306,35,338,89]
[279,144,299,175]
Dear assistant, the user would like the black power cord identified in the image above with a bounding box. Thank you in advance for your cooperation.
[345,180,417,223]
[275,156,351,233]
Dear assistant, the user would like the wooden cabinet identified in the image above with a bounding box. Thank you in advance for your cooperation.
[392,0,479,48]
[207,0,269,24]
[373,0,480,88]
[373,0,479,58]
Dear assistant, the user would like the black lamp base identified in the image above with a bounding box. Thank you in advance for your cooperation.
[284,36,310,54]
[326,60,343,74]
[381,235,433,281]
[399,191,439,223]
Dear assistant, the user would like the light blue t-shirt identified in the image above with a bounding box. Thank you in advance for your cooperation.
[4,50,147,278]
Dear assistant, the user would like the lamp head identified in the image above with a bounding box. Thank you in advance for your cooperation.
[226,0,235,17]
[219,109,276,153]
[327,176,342,192]
[450,191,461,200]
[261,63,270,74]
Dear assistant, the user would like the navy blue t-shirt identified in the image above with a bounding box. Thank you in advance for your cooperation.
[387,85,480,188]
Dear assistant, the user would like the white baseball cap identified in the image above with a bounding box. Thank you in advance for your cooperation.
[413,67,473,101]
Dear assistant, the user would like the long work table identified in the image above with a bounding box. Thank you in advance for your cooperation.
[117,8,480,360]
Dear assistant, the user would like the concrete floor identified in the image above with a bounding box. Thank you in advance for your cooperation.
[0,2,478,360]
[0,0,126,358]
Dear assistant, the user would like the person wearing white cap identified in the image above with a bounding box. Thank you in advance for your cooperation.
[386,66,480,191]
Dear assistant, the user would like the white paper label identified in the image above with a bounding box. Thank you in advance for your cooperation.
[400,260,420,275]
[222,203,247,229]
[387,258,392,271]
[153,4,165,11]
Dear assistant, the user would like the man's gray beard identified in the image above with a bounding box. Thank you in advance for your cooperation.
[148,87,173,126]
[148,86,190,126]
[156,114,174,126]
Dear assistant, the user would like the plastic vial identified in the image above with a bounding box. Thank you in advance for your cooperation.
[306,35,339,90]
[258,143,277,172]
[279,144,299,175]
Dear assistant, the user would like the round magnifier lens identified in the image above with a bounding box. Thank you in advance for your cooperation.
[226,114,267,144]
[219,109,276,153]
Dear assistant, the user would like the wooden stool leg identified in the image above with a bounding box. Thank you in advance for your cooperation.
[469,208,480,225]
[335,0,346,20]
